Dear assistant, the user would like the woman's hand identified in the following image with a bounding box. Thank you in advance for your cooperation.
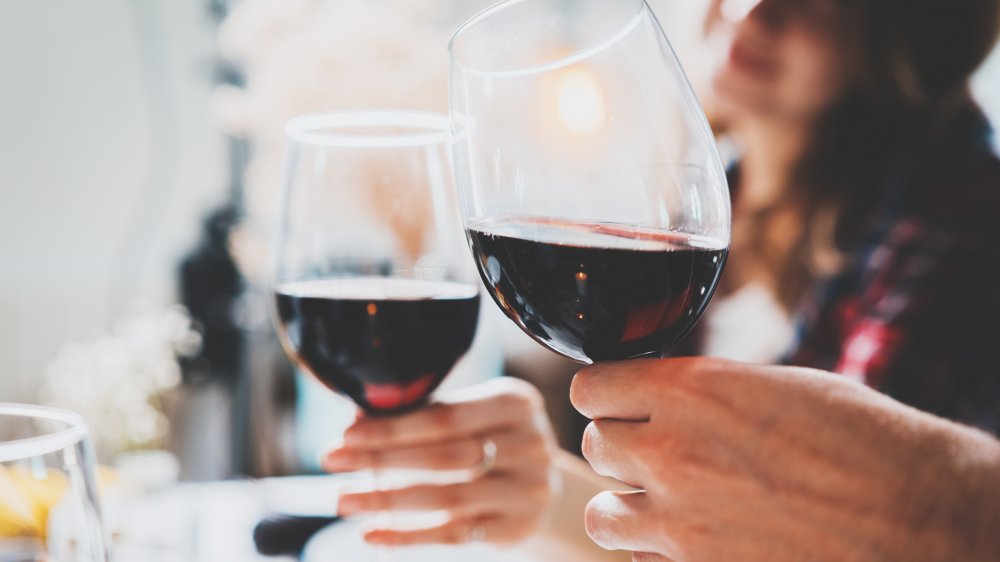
[322,377,558,547]
[570,357,1000,562]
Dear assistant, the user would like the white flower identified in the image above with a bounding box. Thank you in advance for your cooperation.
[40,302,201,458]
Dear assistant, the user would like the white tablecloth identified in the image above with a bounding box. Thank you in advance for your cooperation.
[105,453,628,562]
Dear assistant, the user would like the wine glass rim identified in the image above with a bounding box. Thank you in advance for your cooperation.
[0,403,89,463]
[449,0,647,77]
[285,110,456,148]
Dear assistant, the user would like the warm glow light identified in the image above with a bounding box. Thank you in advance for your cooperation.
[555,67,607,135]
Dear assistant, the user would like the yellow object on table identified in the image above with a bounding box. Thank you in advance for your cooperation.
[0,465,69,540]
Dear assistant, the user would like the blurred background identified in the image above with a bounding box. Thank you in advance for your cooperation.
[1,0,998,483]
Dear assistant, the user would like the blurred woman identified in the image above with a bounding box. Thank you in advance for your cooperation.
[697,0,1000,432]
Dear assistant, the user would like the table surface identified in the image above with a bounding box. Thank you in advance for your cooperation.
[105,453,629,562]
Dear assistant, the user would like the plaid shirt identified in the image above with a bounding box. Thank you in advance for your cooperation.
[782,107,1000,435]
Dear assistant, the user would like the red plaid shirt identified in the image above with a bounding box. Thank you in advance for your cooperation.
[783,107,1000,434]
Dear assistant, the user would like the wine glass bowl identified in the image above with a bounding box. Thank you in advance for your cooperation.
[272,111,480,415]
[0,403,109,562]
[450,0,731,363]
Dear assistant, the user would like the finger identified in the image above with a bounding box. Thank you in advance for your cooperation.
[325,428,548,473]
[581,419,648,487]
[344,381,540,448]
[338,476,534,517]
[324,436,486,472]
[570,360,663,421]
[364,514,529,546]
[585,491,668,555]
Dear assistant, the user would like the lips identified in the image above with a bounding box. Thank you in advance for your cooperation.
[727,40,777,78]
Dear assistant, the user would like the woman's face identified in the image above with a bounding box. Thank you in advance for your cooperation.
[705,0,856,124]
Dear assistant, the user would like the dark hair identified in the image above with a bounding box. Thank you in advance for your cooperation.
[736,0,1000,310]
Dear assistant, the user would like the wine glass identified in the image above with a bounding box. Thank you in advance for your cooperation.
[450,0,731,364]
[0,403,110,562]
[271,111,480,556]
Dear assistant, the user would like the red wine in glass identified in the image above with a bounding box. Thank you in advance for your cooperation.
[275,277,480,414]
[467,218,727,363]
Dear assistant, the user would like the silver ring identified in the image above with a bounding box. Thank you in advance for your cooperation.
[467,521,486,543]
[477,437,498,474]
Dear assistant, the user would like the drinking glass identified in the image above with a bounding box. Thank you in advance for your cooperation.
[270,111,481,558]
[450,0,731,364]
[0,403,110,562]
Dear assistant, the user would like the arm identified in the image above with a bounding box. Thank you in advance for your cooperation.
[571,358,1000,562]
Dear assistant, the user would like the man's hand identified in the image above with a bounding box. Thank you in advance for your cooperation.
[570,357,1000,562]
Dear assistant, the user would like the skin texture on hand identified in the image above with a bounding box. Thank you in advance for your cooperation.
[322,377,558,546]
[570,357,1000,562]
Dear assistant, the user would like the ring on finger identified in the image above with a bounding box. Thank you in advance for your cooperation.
[467,519,487,543]
[477,437,498,474]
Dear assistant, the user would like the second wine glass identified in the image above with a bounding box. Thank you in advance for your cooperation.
[272,111,480,416]
[449,0,731,364]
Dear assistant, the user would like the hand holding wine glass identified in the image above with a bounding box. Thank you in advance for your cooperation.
[322,377,558,546]
[570,358,1000,562]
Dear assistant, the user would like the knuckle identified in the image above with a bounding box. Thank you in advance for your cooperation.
[508,378,545,408]
[442,483,469,509]
[496,392,528,416]
[368,449,383,469]
[635,433,665,462]
[445,441,479,469]
[682,356,730,389]
[367,421,394,444]
[512,393,540,419]
[429,404,457,428]
[494,375,532,395]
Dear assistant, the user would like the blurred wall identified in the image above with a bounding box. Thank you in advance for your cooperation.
[0,0,227,401]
